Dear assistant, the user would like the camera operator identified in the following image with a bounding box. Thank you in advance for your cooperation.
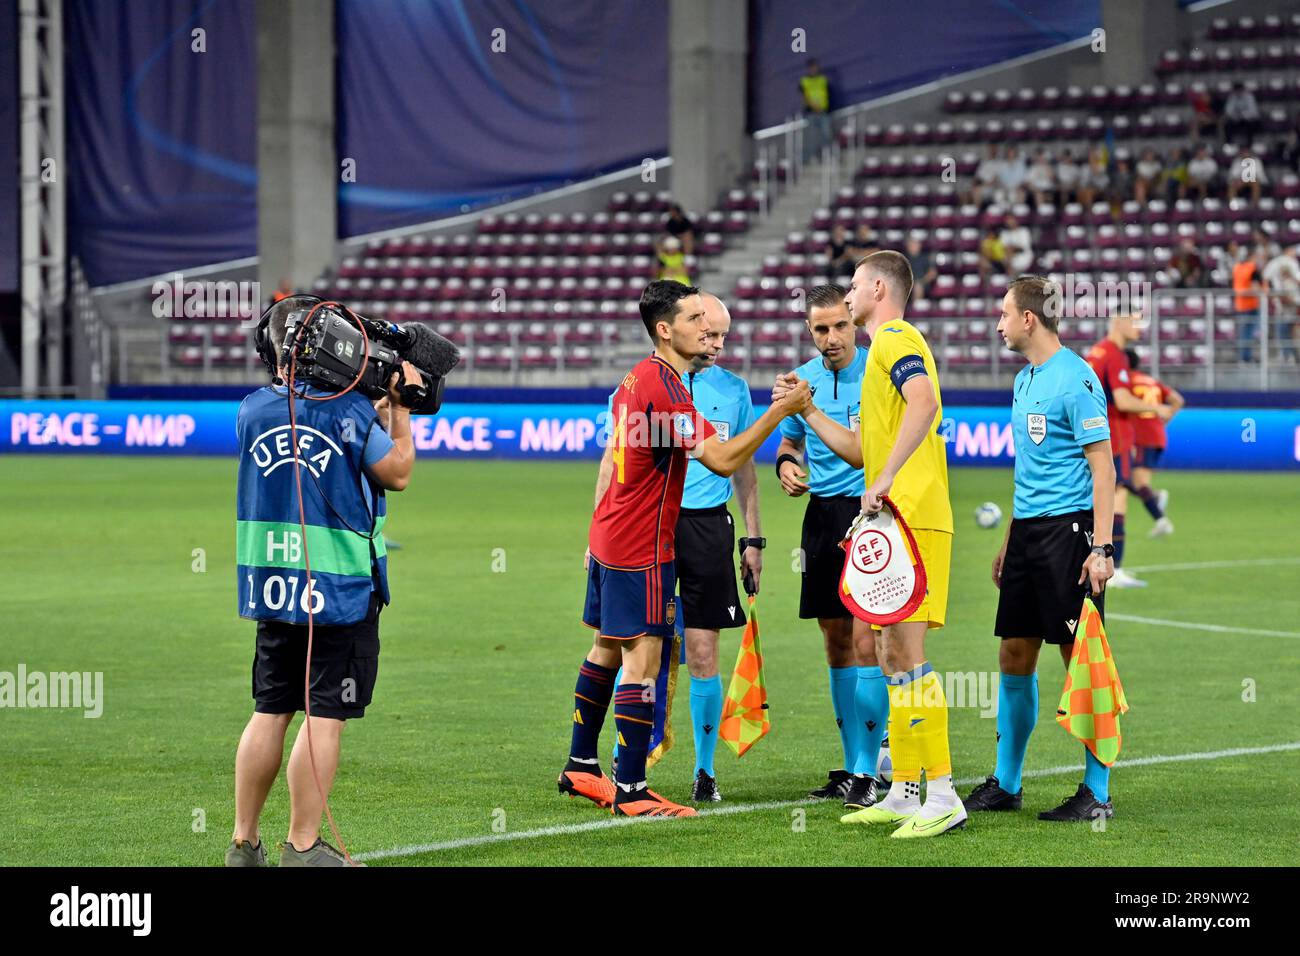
[226,294,417,868]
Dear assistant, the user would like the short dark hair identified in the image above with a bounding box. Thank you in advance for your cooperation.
[806,283,847,315]
[639,280,700,341]
[264,294,321,353]
[1006,274,1061,334]
[855,250,913,303]
[1125,348,1141,371]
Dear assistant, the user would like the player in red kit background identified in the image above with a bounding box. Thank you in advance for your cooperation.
[1126,349,1184,539]
[559,280,811,817]
[1086,314,1173,588]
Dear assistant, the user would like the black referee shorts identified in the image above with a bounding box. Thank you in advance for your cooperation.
[675,504,746,630]
[253,592,382,720]
[799,494,860,621]
[995,510,1104,646]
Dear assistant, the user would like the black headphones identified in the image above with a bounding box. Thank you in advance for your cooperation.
[253,293,324,381]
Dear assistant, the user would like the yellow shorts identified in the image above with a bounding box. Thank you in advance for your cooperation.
[872,528,951,631]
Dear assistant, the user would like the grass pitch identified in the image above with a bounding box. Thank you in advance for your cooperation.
[2,456,1297,866]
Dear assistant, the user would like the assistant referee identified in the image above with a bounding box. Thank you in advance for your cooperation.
[773,284,877,806]
[964,275,1118,823]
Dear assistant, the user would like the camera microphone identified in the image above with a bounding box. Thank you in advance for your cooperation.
[382,322,461,415]
[397,322,461,379]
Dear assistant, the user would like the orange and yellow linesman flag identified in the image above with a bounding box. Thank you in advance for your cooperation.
[1056,597,1130,766]
[720,595,769,756]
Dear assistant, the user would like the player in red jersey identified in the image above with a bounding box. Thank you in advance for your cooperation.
[1085,315,1173,588]
[1126,349,1184,539]
[559,280,811,817]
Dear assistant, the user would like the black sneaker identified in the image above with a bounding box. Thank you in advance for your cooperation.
[963,775,1023,812]
[691,769,722,803]
[1038,783,1114,822]
[808,769,852,800]
[842,774,878,810]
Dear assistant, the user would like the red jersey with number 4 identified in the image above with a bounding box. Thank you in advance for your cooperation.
[1085,338,1135,455]
[589,354,716,570]
[1129,370,1171,449]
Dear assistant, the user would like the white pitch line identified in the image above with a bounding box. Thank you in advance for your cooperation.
[1109,612,1300,639]
[354,741,1300,862]
[353,798,816,861]
[1124,557,1300,573]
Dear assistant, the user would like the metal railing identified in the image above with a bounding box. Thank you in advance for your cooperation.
[713,285,1299,392]
[127,282,1299,393]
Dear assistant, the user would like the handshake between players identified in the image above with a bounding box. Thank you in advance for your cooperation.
[560,280,810,820]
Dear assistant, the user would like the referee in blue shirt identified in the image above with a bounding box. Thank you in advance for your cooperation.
[774,284,884,809]
[593,293,763,803]
[964,275,1119,824]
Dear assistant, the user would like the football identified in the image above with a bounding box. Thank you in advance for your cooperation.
[877,737,893,785]
[975,501,1003,529]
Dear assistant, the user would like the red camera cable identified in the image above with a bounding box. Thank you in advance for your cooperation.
[284,301,371,866]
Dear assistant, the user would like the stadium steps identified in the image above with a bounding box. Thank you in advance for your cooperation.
[697,156,843,302]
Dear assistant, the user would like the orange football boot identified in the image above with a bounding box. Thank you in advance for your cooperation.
[557,759,616,809]
[612,787,698,818]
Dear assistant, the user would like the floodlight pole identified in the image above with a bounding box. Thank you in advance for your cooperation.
[18,0,66,399]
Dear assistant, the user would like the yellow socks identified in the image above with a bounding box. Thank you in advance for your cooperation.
[887,662,951,782]
[887,677,922,784]
[911,668,952,779]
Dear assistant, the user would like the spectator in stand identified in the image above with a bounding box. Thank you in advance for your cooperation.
[999,214,1034,274]
[1211,239,1242,287]
[905,236,939,301]
[1134,148,1164,205]
[979,226,1007,280]
[826,223,856,279]
[1280,113,1300,171]
[799,59,833,161]
[1163,148,1189,203]
[1188,84,1219,140]
[1182,145,1217,201]
[849,224,880,259]
[1263,243,1300,363]
[1252,228,1279,260]
[1166,238,1205,288]
[655,235,692,285]
[1055,149,1081,206]
[995,146,1028,206]
[1223,82,1261,146]
[664,203,696,257]
[1227,146,1267,204]
[1076,145,1109,208]
[1025,149,1056,207]
[1232,245,1268,362]
[1107,157,1136,211]
[972,145,1004,206]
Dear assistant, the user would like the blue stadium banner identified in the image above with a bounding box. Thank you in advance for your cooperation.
[2,402,1298,471]
[749,0,1100,130]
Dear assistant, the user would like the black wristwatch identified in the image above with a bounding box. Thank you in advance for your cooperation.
[1091,543,1115,559]
[740,536,767,553]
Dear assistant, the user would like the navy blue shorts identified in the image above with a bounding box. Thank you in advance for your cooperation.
[582,558,676,640]
[1113,451,1133,488]
[1133,446,1164,469]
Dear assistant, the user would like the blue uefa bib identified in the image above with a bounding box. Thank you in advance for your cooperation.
[236,386,389,625]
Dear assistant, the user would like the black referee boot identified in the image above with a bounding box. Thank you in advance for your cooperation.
[691,769,721,804]
[1038,784,1113,822]
[963,775,1023,812]
[842,773,879,810]
[808,769,852,800]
